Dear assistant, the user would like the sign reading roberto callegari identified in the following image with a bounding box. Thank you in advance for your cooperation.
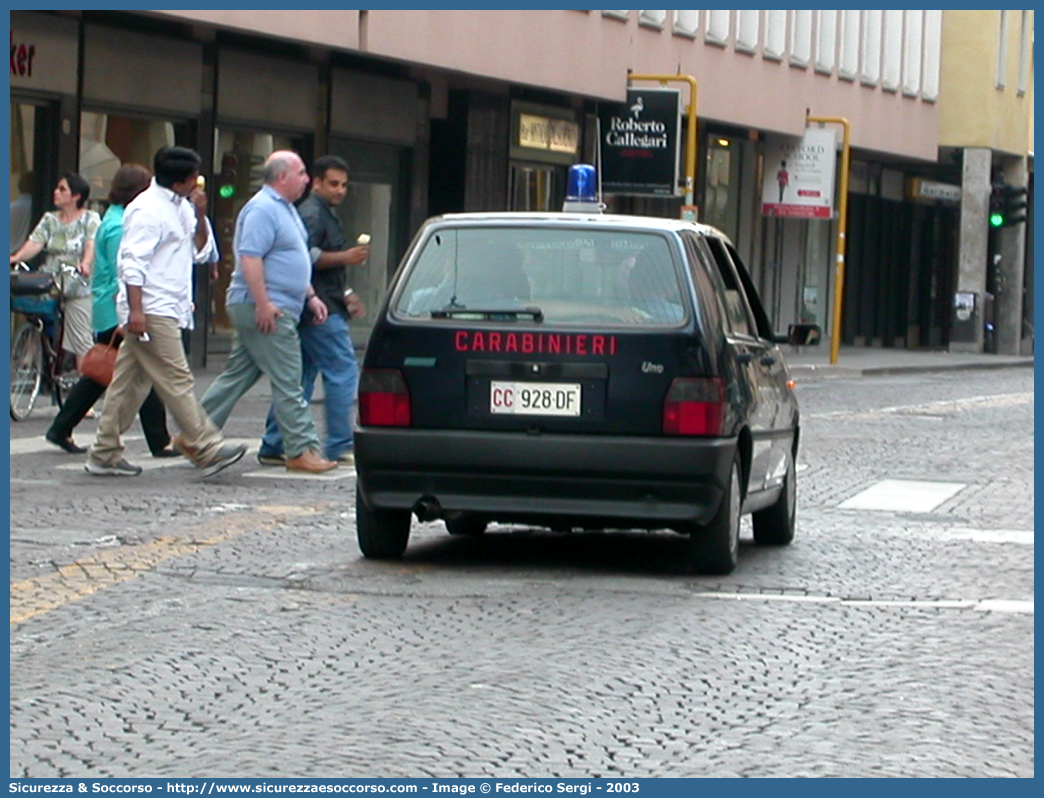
[599,88,681,197]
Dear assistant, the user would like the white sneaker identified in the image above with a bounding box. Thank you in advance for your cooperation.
[199,444,248,477]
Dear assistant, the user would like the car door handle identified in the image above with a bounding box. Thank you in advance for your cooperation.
[760,354,776,367]
[736,352,754,365]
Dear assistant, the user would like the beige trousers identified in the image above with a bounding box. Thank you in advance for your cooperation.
[89,315,224,467]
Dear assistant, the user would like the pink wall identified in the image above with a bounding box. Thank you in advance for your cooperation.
[153,9,937,162]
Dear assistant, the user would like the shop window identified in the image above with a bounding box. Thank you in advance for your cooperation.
[79,111,185,208]
[331,139,411,349]
[209,128,305,343]
[10,103,39,255]
[702,139,740,242]
[510,164,561,212]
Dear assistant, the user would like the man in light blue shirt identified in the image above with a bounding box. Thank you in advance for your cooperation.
[200,151,337,474]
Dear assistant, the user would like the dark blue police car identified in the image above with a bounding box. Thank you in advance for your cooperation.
[354,180,818,574]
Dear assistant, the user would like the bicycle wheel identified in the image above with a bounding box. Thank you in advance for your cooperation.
[10,322,43,420]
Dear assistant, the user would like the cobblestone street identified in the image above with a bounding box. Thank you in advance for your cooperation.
[9,366,1034,778]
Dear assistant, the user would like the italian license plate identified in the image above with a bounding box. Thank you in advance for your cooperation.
[490,381,582,417]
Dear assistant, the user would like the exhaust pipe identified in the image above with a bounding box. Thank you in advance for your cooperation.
[413,495,442,522]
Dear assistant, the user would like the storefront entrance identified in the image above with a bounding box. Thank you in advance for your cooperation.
[10,100,55,257]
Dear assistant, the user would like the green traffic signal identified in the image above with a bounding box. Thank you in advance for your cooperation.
[219,184,236,199]
[989,212,1005,228]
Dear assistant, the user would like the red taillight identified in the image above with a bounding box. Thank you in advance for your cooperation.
[358,369,411,427]
[662,377,725,436]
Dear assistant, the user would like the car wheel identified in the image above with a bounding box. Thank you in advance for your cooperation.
[445,515,487,536]
[752,451,796,546]
[689,456,741,575]
[355,484,411,559]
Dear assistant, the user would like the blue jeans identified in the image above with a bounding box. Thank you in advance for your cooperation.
[260,312,358,460]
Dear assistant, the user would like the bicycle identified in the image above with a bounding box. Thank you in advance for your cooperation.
[9,263,76,420]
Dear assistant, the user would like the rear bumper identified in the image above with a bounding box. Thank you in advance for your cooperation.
[355,428,736,527]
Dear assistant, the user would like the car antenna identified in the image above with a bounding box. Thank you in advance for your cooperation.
[449,230,461,307]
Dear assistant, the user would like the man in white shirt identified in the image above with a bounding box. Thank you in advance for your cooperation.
[86,146,246,477]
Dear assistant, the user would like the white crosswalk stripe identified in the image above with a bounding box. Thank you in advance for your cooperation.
[14,435,354,479]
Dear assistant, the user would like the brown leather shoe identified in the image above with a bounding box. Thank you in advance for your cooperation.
[285,450,338,474]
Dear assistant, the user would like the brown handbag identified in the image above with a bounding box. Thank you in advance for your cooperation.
[80,330,120,387]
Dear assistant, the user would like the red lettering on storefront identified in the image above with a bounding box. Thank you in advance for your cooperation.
[10,34,36,78]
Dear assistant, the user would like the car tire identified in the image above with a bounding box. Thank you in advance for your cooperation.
[445,515,487,536]
[752,451,796,546]
[689,456,741,575]
[355,484,411,559]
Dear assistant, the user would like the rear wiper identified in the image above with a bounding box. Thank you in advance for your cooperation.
[431,307,544,322]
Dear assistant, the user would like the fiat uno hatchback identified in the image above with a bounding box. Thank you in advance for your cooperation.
[354,210,818,574]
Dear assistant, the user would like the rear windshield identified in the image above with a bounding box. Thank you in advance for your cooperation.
[392,226,686,326]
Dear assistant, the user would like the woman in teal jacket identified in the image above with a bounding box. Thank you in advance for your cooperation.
[44,164,176,456]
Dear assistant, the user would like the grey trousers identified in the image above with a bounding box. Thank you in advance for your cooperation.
[200,302,321,458]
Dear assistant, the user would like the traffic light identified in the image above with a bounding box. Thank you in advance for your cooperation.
[989,183,1029,227]
[1003,184,1028,226]
[989,184,1006,228]
[218,153,238,199]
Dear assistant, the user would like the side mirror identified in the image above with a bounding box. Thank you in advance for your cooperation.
[785,323,821,346]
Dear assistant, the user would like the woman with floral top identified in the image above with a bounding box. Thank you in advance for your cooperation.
[11,173,101,374]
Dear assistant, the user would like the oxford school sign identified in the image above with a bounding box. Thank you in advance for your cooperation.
[599,88,681,197]
[761,128,838,218]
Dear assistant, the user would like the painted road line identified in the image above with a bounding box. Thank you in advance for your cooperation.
[243,466,354,480]
[14,435,256,456]
[10,504,320,626]
[838,479,966,512]
[692,592,1033,615]
[807,392,1033,420]
[893,527,1034,545]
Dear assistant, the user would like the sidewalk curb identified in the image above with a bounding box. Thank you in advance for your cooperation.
[790,358,1033,379]
[860,360,1035,377]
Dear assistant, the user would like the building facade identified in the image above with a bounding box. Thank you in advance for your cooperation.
[12,10,1023,361]
[938,10,1034,355]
